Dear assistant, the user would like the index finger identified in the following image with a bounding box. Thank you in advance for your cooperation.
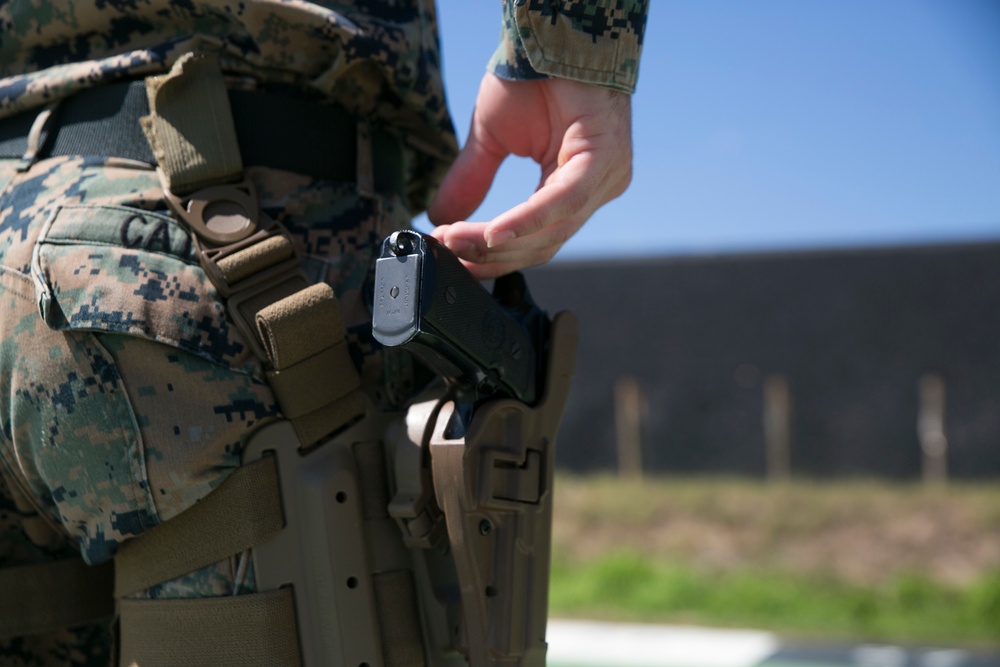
[484,151,605,248]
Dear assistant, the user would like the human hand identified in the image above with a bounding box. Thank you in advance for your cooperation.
[427,74,633,279]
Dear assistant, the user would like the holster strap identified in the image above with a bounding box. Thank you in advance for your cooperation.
[217,233,295,286]
[258,283,366,442]
[114,457,283,598]
[372,570,425,667]
[0,558,113,639]
[118,589,302,667]
[142,52,366,446]
[140,52,243,195]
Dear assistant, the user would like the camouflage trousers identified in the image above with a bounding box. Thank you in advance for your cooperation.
[0,155,414,665]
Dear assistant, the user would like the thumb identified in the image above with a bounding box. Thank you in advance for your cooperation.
[428,123,506,224]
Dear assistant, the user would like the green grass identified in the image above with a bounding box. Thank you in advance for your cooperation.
[547,475,1000,647]
[549,552,1000,645]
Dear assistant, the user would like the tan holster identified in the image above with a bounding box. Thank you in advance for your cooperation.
[235,311,578,667]
[0,50,579,667]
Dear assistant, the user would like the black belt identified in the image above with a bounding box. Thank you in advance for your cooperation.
[0,81,405,197]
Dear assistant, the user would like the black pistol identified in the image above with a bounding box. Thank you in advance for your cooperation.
[372,230,548,405]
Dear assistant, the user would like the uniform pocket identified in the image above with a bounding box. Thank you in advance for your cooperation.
[20,204,273,564]
[32,204,258,376]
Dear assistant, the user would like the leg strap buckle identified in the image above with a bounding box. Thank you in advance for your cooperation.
[163,177,308,363]
[163,174,261,246]
[198,223,309,364]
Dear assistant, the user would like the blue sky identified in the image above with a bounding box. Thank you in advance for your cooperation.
[417,0,1000,259]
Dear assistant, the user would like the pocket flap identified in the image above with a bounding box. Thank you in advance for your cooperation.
[33,204,257,374]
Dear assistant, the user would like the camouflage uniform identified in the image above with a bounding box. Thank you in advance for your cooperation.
[0,1,647,664]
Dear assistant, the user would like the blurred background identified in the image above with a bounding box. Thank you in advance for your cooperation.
[424,0,1000,664]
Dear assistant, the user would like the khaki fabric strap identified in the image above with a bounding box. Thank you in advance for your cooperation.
[216,234,295,286]
[141,52,243,195]
[114,457,284,597]
[356,441,425,666]
[372,570,425,667]
[141,50,365,447]
[284,393,366,448]
[258,283,366,445]
[118,588,302,667]
[257,283,344,367]
[0,559,113,639]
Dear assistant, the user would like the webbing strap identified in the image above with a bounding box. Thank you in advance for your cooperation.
[216,234,295,285]
[143,52,366,446]
[258,283,366,445]
[372,570,425,667]
[140,52,243,195]
[118,588,302,667]
[114,457,283,597]
[256,283,343,367]
[355,442,425,666]
[0,559,113,640]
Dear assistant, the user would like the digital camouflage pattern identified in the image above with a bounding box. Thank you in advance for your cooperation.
[0,155,414,663]
[0,1,648,211]
[0,1,647,662]
[491,0,648,93]
[0,0,457,214]
[0,440,113,666]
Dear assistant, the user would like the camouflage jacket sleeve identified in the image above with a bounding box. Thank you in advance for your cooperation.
[488,0,648,94]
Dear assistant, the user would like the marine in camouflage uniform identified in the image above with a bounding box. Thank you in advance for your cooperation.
[0,0,647,664]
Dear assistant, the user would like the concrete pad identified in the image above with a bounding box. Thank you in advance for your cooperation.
[547,619,780,667]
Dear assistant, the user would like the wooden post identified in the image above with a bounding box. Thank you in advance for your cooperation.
[918,373,948,484]
[763,375,791,482]
[614,376,645,479]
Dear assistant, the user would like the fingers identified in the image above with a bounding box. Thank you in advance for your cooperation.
[430,77,634,277]
[427,118,507,225]
[456,258,537,281]
[434,230,551,280]
[477,106,633,252]
[484,151,607,247]
[432,146,629,267]
[432,216,584,265]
